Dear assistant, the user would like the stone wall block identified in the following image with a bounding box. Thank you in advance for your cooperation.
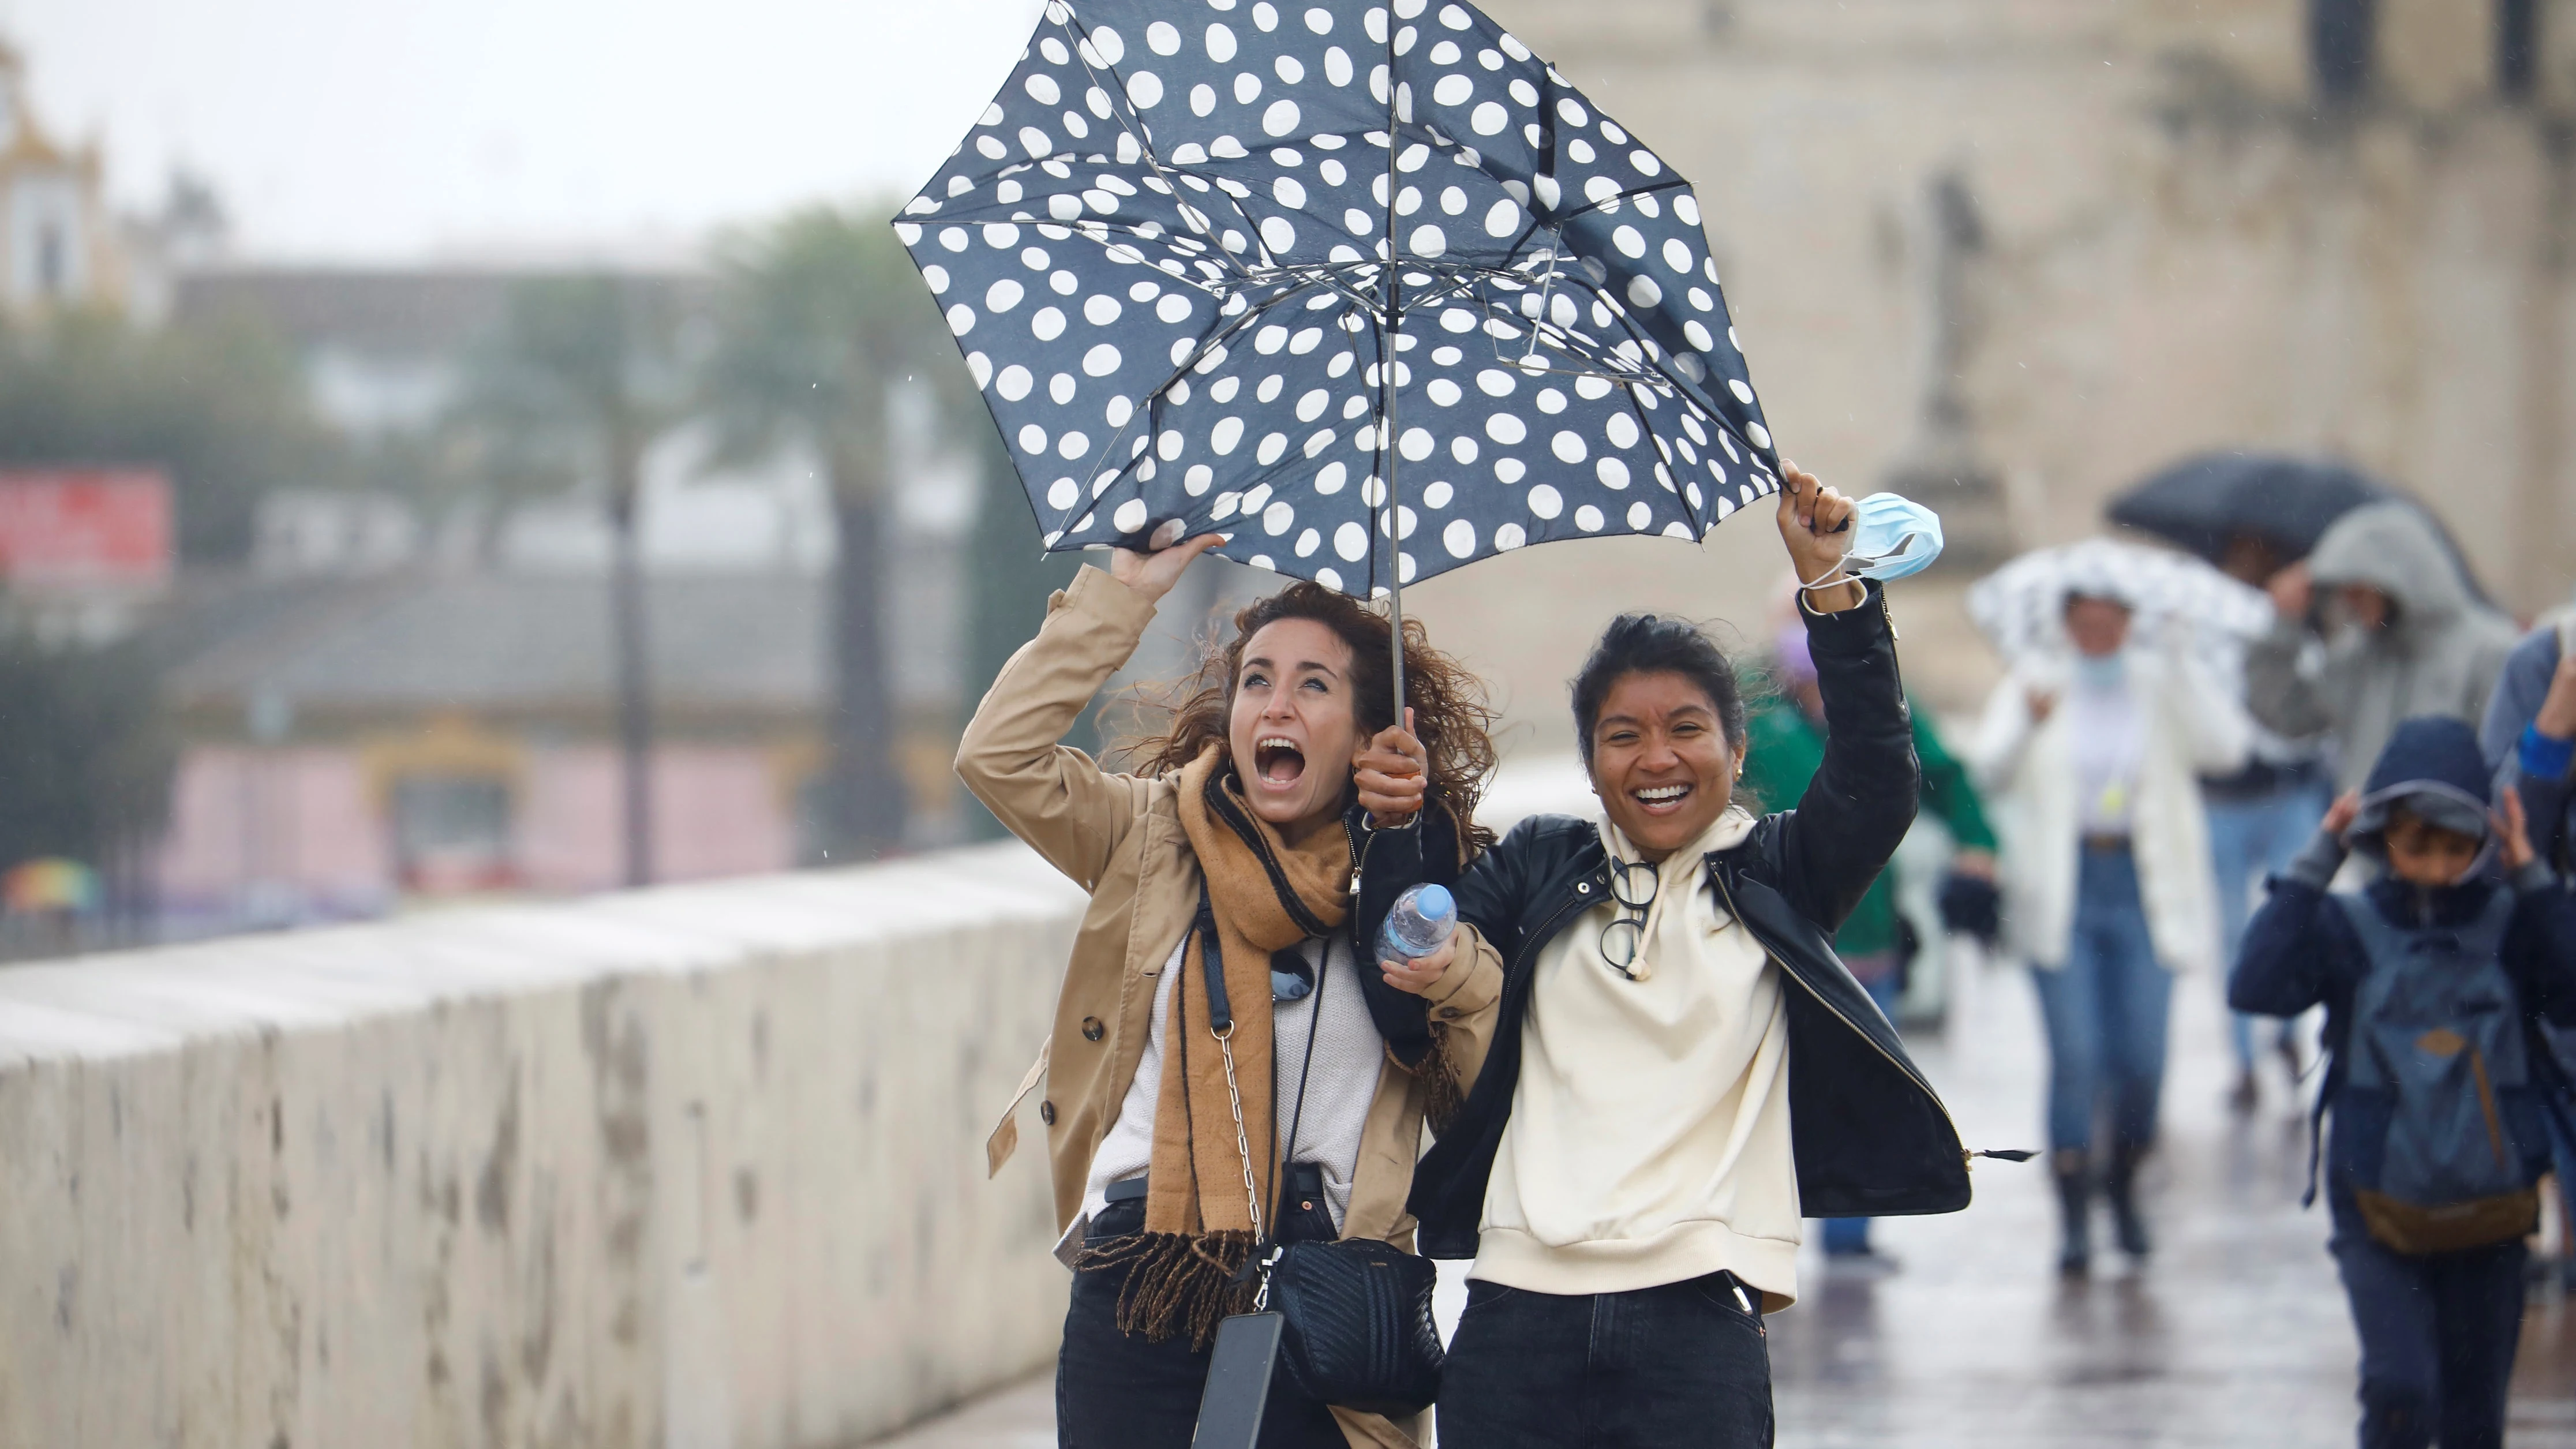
[0,842,1088,1449]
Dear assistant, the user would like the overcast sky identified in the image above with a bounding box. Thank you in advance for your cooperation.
[9,0,1047,263]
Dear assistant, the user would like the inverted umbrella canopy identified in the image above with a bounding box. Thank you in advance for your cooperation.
[1967,536,2272,674]
[2107,452,2384,567]
[897,0,1782,612]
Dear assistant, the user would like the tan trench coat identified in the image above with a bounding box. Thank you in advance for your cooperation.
[958,566,1503,1448]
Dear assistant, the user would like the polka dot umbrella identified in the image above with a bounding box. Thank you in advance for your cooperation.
[896,0,1783,701]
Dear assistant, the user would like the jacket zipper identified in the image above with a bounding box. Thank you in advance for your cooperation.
[1707,863,1964,1148]
[1345,817,1372,897]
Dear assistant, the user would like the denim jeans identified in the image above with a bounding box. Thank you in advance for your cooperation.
[2206,778,2330,1068]
[2330,1201,2527,1449]
[1055,1201,1345,1449]
[2030,845,2172,1154]
[1436,1274,1773,1448]
[1821,969,1905,1255]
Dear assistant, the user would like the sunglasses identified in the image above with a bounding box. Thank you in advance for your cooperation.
[1272,947,1316,1004]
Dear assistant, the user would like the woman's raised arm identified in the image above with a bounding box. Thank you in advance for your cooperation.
[955,536,1219,890]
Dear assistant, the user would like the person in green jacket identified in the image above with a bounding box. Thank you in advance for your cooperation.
[1740,620,1998,1270]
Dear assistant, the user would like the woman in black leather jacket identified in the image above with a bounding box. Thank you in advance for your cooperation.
[1391,468,1970,1449]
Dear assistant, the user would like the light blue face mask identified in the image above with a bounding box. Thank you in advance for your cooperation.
[2073,652,2128,689]
[1839,492,1945,582]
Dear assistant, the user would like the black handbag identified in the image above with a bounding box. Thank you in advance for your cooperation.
[1264,1233,1444,1416]
[1192,895,1445,1423]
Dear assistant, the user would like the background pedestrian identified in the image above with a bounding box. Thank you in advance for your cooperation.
[1972,586,2249,1274]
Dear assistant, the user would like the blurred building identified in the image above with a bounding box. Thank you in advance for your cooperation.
[0,39,125,314]
[1390,0,2576,743]
[147,573,833,931]
[141,268,980,926]
[1478,0,2574,604]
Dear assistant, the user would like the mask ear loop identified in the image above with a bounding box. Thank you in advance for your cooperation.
[1795,563,1856,598]
[1803,526,1931,597]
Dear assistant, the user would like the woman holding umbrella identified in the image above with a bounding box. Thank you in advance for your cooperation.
[960,538,1502,1448]
[1401,469,1972,1448]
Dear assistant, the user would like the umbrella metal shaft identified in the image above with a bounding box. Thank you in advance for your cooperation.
[1381,75,1406,732]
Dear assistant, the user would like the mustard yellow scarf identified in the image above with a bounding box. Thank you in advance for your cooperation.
[1085,743,1353,1346]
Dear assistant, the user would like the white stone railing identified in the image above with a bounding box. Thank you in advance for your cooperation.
[0,843,1091,1449]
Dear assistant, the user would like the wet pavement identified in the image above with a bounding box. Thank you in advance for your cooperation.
[870,950,2576,1447]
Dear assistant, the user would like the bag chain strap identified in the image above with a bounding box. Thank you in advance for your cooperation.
[1202,889,1335,1313]
[1197,890,1273,1305]
[1211,1023,1265,1249]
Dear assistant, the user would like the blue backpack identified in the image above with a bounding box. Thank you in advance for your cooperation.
[2325,890,2552,1255]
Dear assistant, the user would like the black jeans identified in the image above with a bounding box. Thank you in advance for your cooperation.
[2331,1203,2528,1449]
[1055,1200,1345,1449]
[1436,1272,1774,1448]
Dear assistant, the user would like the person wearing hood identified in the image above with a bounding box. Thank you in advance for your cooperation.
[2230,717,2576,1449]
[1969,584,2251,1274]
[2476,591,2576,1294]
[2246,501,2519,792]
[2478,590,2576,877]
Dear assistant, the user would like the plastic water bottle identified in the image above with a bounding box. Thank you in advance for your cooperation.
[1376,883,1458,963]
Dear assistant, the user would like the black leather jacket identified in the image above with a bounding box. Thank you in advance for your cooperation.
[1343,795,1466,1068]
[1406,582,1973,1258]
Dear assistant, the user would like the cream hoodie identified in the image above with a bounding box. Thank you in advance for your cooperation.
[1473,809,1803,1309]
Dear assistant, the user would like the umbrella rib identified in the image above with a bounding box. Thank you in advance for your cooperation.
[1546,176,1694,229]
[1046,18,1270,293]
[1051,281,1357,533]
[1044,302,1276,534]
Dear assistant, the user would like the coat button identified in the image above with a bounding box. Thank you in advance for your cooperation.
[1081,1017,1105,1042]
[1039,1100,1057,1126]
[1577,882,1590,894]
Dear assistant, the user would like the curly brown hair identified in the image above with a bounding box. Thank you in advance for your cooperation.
[1112,581,1500,852]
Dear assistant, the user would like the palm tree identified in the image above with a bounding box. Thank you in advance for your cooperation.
[701,207,954,861]
[456,274,687,887]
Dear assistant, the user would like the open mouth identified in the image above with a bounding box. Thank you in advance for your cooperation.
[1253,736,1307,789]
[1630,782,1692,815]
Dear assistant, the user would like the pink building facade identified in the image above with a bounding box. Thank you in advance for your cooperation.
[151,573,837,935]
[155,742,808,930]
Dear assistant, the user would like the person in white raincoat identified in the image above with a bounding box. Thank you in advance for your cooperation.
[1971,585,2250,1275]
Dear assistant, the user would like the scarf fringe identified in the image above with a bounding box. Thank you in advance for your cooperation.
[1075,1229,1260,1349]
[1419,1029,1466,1135]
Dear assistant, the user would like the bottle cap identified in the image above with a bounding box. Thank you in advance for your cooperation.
[1414,883,1454,918]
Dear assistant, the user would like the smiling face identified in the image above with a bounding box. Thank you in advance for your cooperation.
[1589,669,1738,861]
[1228,617,1365,836]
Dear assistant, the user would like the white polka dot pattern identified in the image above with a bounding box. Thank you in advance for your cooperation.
[895,0,1779,594]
